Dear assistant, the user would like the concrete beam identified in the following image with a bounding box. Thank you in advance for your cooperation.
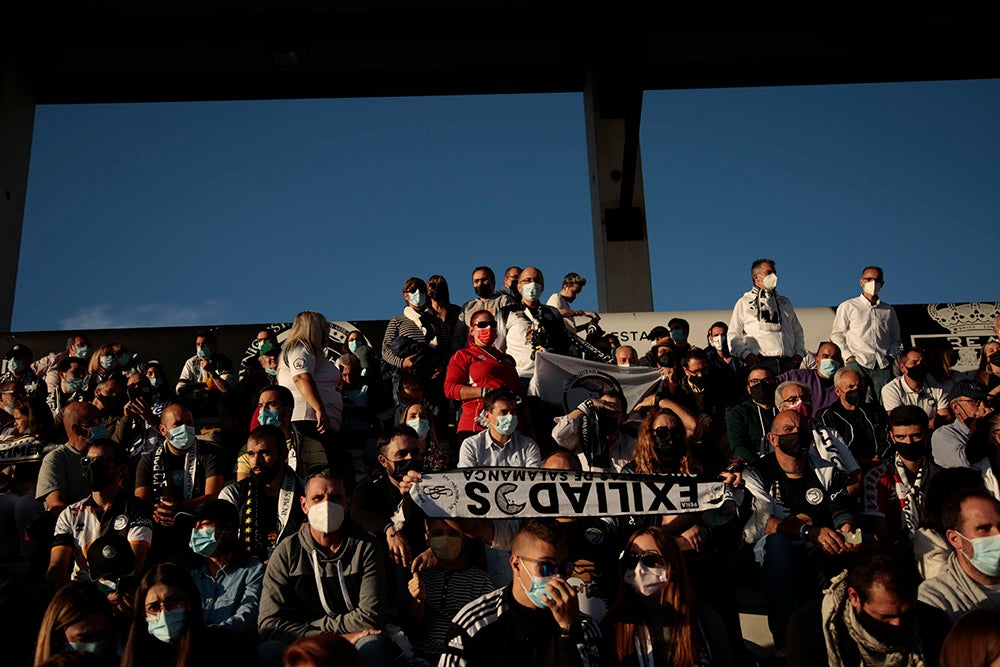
[584,59,653,314]
[0,59,35,333]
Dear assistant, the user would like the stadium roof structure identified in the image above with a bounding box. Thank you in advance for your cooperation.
[2,3,999,329]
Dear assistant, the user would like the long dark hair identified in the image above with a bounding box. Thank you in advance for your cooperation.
[120,563,204,667]
[35,582,113,665]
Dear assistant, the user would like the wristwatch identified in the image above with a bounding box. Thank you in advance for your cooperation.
[799,523,812,541]
[559,621,583,640]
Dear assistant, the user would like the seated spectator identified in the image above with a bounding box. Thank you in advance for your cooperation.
[34,581,115,665]
[881,346,951,428]
[258,468,392,665]
[938,607,1000,667]
[819,367,889,469]
[663,317,694,356]
[969,410,1000,500]
[637,326,672,369]
[787,546,950,666]
[457,389,540,469]
[676,348,735,472]
[439,519,601,667]
[81,346,118,400]
[777,341,843,413]
[37,402,103,514]
[862,405,938,544]
[742,409,860,651]
[551,390,634,472]
[603,526,732,667]
[973,340,1000,409]
[85,532,140,637]
[407,519,494,663]
[228,341,281,430]
[546,272,598,334]
[918,490,1000,621]
[120,562,256,667]
[117,373,165,459]
[703,320,744,390]
[911,467,991,580]
[726,366,778,463]
[282,634,364,667]
[134,404,224,560]
[613,345,639,367]
[142,361,174,406]
[11,395,59,443]
[0,380,27,433]
[47,357,86,423]
[933,380,991,469]
[399,402,448,472]
[37,334,91,395]
[235,386,326,482]
[2,343,45,399]
[926,337,968,397]
[48,439,152,587]
[220,425,305,562]
[179,499,265,637]
[90,378,126,443]
[175,330,235,404]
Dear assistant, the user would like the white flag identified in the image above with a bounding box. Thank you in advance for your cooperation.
[528,350,661,412]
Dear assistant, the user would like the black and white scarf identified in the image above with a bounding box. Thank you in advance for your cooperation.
[151,442,198,500]
[892,454,930,536]
[749,287,782,332]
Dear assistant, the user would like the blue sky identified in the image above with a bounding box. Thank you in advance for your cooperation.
[13,79,1000,332]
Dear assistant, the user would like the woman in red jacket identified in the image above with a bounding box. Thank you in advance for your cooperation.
[444,309,522,444]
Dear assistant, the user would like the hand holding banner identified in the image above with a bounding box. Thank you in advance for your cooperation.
[409,467,726,520]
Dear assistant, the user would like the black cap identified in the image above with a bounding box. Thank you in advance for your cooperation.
[647,326,669,341]
[174,498,238,526]
[948,379,988,402]
[3,344,32,361]
[87,532,135,581]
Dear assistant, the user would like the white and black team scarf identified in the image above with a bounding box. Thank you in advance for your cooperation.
[749,286,782,332]
[892,454,930,536]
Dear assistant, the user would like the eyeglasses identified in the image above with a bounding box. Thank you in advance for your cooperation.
[781,395,810,406]
[747,379,775,387]
[621,552,665,569]
[473,321,497,329]
[518,555,575,578]
[145,594,187,616]
[81,456,111,468]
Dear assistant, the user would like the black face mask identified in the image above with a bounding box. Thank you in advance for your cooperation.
[855,606,917,648]
[474,284,493,299]
[597,412,620,437]
[749,381,776,407]
[905,364,928,383]
[391,457,423,480]
[843,389,862,407]
[989,351,1000,368]
[84,463,116,491]
[895,438,926,462]
[653,427,686,459]
[426,286,439,302]
[775,429,812,458]
[688,374,706,389]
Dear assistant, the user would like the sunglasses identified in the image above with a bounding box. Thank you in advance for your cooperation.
[473,321,497,329]
[81,456,112,468]
[518,555,575,578]
[622,552,665,569]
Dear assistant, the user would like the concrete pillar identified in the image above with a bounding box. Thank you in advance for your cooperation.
[0,60,34,333]
[583,64,653,314]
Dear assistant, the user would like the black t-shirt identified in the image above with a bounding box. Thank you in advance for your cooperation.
[134,444,223,499]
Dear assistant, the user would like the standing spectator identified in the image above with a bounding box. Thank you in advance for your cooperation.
[703,321,745,390]
[459,266,516,331]
[381,278,448,415]
[501,267,571,384]
[727,258,806,375]
[497,265,522,302]
[427,274,466,356]
[546,272,598,334]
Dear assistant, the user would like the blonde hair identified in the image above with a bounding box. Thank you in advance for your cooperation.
[283,311,329,362]
[87,345,114,375]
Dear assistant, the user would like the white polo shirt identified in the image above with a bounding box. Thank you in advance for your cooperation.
[881,376,949,419]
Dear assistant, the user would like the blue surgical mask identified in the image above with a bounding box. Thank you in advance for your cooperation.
[819,358,840,378]
[258,407,280,427]
[494,414,517,436]
[118,353,131,366]
[147,607,187,644]
[669,329,685,344]
[99,355,115,370]
[66,639,112,655]
[75,346,90,359]
[189,526,218,557]
[150,377,163,389]
[168,424,196,451]
[265,368,277,376]
[65,376,84,393]
[347,340,359,353]
[407,291,426,308]
[88,424,108,442]
[958,532,1000,577]
[196,347,211,359]
[518,558,554,609]
[6,359,23,373]
[521,283,542,302]
[406,417,430,440]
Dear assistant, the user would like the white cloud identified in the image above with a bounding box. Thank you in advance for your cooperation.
[59,302,227,330]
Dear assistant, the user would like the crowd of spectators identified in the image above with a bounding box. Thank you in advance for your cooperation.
[0,260,998,666]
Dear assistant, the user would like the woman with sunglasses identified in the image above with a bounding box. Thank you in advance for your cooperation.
[120,563,256,667]
[603,526,731,667]
[445,309,523,443]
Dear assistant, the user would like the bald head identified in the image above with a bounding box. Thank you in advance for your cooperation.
[159,403,193,429]
[63,402,100,449]
[771,409,808,434]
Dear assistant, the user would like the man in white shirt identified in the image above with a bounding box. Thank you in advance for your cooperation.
[882,347,952,429]
[551,391,634,472]
[727,258,806,375]
[458,388,540,468]
[830,266,902,404]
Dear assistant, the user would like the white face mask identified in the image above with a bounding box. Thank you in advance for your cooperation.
[624,562,668,597]
[307,501,345,534]
[862,280,881,297]
[761,273,778,291]
[710,335,724,351]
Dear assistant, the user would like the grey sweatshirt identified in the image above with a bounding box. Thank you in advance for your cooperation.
[917,551,1000,622]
